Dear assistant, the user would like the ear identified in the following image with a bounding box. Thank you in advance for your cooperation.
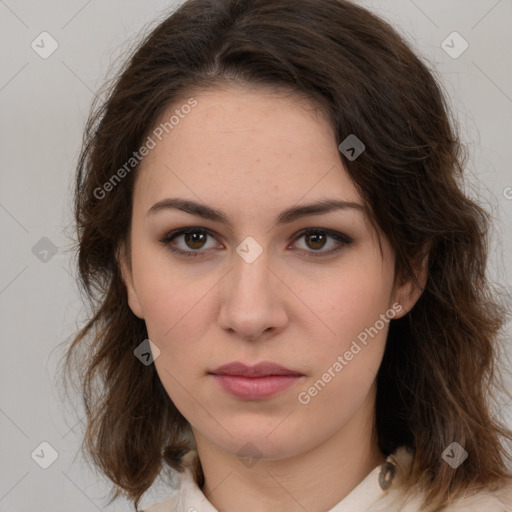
[117,241,145,319]
[391,253,428,319]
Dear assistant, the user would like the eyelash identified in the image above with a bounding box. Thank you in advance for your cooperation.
[158,227,353,259]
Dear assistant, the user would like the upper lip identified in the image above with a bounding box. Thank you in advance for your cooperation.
[210,361,303,377]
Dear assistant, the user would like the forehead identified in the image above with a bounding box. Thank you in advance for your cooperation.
[134,86,362,209]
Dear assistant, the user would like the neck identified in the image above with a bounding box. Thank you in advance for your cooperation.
[192,386,385,512]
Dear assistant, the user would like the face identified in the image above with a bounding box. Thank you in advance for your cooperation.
[119,85,423,462]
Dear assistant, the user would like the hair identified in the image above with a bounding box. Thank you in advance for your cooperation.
[64,0,512,510]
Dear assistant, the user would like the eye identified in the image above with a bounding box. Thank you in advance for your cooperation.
[291,228,353,257]
[159,227,220,257]
[159,227,353,258]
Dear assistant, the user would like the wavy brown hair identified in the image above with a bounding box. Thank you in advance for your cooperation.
[64,0,512,510]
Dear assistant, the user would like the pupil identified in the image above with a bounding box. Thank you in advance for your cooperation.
[186,232,205,249]
[307,232,325,250]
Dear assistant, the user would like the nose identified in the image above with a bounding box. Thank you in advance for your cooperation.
[217,248,288,342]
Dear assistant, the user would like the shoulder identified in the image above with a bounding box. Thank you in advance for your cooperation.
[371,447,512,512]
[142,492,180,512]
[442,477,512,511]
[407,478,511,512]
[142,449,201,512]
[372,477,512,512]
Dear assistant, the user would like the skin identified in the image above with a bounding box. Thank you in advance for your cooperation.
[119,85,426,512]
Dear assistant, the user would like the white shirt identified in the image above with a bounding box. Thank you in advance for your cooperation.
[144,446,512,511]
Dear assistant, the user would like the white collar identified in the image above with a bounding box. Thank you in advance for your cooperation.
[145,446,414,512]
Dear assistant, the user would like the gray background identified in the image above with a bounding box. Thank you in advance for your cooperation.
[1,0,511,510]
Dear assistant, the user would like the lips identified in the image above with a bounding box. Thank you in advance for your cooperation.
[210,361,303,377]
[209,361,304,399]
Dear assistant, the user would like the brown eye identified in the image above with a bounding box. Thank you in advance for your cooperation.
[292,229,353,258]
[160,227,352,259]
[183,231,207,250]
[159,228,220,257]
[304,231,328,250]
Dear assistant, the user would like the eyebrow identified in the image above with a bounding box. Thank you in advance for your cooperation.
[146,197,365,228]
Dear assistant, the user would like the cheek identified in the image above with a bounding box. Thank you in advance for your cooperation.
[132,270,222,389]
[297,270,391,416]
[306,262,394,354]
[131,243,212,336]
[140,287,212,375]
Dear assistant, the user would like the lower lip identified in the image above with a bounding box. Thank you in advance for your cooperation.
[211,374,303,399]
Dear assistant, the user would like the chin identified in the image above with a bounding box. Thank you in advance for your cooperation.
[206,421,316,463]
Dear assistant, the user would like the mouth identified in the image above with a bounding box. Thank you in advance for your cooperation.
[209,361,305,400]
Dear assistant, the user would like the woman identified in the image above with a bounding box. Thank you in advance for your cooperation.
[65,0,512,510]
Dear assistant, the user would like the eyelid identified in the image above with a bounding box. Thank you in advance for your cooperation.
[159,226,353,258]
[291,228,353,258]
[159,227,221,257]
